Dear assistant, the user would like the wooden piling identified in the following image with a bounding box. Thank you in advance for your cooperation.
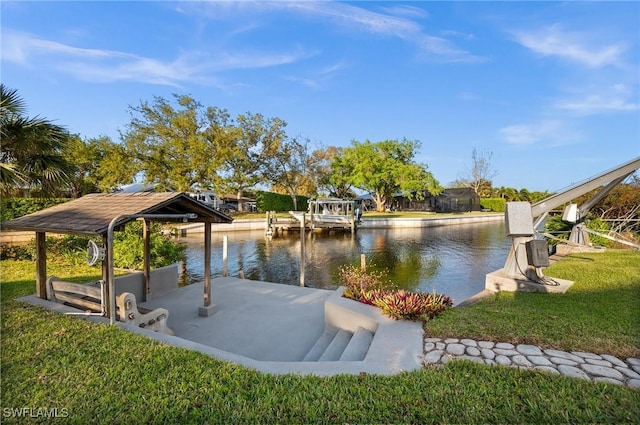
[222,235,228,277]
[300,213,305,287]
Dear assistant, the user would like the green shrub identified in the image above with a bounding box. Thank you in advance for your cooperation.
[255,191,309,212]
[4,221,185,269]
[480,198,505,212]
[544,215,572,246]
[112,221,186,269]
[0,244,32,261]
[545,215,610,247]
[0,198,71,222]
[583,217,610,247]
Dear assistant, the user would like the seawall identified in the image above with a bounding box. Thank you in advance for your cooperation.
[176,213,504,235]
[0,214,504,244]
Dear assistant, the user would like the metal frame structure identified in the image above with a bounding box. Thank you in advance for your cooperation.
[500,156,640,283]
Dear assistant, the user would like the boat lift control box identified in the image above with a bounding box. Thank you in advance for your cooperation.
[505,202,534,236]
[526,240,550,267]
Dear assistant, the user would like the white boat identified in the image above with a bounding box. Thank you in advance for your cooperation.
[288,198,356,230]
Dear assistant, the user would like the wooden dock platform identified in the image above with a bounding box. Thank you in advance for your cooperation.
[265,214,301,235]
[265,200,358,236]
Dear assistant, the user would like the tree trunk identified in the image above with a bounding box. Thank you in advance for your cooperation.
[375,193,386,212]
[236,188,243,212]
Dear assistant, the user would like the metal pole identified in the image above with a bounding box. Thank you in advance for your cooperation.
[107,215,124,325]
[204,221,212,306]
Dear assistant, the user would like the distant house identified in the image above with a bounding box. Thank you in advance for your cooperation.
[391,188,481,213]
[434,188,480,213]
[353,193,375,211]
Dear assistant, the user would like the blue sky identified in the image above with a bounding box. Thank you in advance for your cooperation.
[2,1,639,192]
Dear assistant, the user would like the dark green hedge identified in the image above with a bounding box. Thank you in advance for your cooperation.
[1,198,71,222]
[480,198,506,212]
[255,191,309,212]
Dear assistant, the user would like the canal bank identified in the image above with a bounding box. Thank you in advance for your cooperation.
[175,212,504,235]
[0,213,504,243]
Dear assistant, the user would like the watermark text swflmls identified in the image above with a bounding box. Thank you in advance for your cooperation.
[3,407,70,419]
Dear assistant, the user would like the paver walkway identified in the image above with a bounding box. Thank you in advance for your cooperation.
[424,337,640,389]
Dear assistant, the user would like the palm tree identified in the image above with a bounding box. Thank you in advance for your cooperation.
[503,187,518,201]
[1,84,72,196]
[518,188,531,202]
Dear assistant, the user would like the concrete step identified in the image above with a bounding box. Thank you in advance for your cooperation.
[339,327,374,361]
[303,328,338,361]
[318,329,352,361]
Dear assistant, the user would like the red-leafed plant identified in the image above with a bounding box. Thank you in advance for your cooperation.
[372,290,453,320]
[338,264,453,321]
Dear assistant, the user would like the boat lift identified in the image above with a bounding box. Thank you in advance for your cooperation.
[486,156,640,293]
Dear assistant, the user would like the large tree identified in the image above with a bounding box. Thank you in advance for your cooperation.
[321,146,357,198]
[66,135,136,196]
[338,139,441,212]
[122,94,228,192]
[263,136,319,210]
[0,84,72,196]
[217,111,287,211]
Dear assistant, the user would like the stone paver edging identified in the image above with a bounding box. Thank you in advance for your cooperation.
[424,338,640,389]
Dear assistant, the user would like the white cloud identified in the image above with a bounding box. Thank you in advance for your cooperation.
[182,1,483,63]
[555,84,639,114]
[1,29,313,87]
[512,24,626,67]
[1,30,127,64]
[556,95,638,114]
[499,120,581,146]
[377,5,429,20]
[284,60,348,90]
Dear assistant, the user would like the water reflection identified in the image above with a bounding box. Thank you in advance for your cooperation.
[179,222,510,305]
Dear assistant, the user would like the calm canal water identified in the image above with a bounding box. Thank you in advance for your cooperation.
[178,221,511,305]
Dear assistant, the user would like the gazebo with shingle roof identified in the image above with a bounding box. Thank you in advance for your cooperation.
[1,192,233,320]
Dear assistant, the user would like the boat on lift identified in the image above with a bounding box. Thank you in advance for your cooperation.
[289,198,357,232]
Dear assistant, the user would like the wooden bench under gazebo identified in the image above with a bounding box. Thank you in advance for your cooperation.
[1,192,233,332]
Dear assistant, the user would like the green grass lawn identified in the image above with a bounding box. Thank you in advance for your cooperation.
[1,251,639,424]
[426,250,640,359]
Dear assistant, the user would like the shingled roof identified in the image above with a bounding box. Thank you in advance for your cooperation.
[0,192,233,236]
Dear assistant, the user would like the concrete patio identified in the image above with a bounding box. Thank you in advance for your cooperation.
[19,277,424,376]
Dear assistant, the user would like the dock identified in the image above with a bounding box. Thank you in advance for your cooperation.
[265,213,301,235]
[266,198,358,236]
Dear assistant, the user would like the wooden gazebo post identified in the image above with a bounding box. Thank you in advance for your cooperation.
[143,219,151,297]
[35,231,47,299]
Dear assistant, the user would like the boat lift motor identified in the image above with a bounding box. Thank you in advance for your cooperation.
[502,202,551,283]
